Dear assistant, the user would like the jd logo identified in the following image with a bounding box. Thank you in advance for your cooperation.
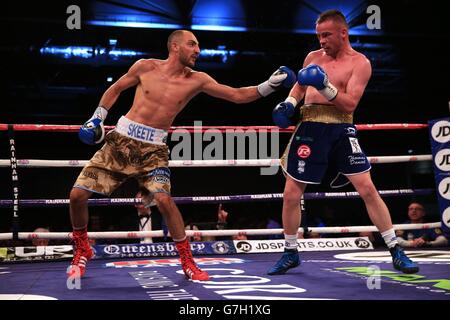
[431,120,450,143]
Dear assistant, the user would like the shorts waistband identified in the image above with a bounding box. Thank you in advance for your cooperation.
[300,104,353,124]
[115,116,168,145]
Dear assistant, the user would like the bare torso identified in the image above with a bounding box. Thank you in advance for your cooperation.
[304,48,368,106]
[124,59,205,130]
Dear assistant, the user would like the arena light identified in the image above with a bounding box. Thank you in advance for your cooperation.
[87,20,184,29]
[200,48,238,63]
[191,25,247,32]
[40,46,92,59]
[39,46,146,59]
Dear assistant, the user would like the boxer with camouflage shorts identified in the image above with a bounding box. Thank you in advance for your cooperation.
[68,29,297,280]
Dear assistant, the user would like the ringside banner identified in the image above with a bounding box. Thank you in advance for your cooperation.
[428,118,450,237]
[234,237,373,253]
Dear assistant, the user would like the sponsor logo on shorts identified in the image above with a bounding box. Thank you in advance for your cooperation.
[296,136,314,142]
[297,160,306,174]
[348,155,367,165]
[150,168,170,177]
[349,137,362,154]
[154,175,170,184]
[297,145,311,159]
[82,170,98,181]
[345,127,356,135]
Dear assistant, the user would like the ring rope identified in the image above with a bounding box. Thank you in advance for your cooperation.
[0,123,428,133]
[0,189,434,208]
[0,155,432,168]
[0,222,441,240]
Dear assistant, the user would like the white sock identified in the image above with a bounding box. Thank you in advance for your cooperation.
[284,233,298,250]
[381,228,398,249]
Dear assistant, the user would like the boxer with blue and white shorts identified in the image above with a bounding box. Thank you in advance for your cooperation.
[280,104,371,187]
[268,10,418,277]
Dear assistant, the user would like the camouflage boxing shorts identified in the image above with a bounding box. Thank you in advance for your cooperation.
[74,116,170,196]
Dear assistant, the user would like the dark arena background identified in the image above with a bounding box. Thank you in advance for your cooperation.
[0,0,449,311]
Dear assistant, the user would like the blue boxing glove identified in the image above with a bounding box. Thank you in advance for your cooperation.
[78,106,108,145]
[272,96,298,129]
[257,66,297,97]
[297,64,338,101]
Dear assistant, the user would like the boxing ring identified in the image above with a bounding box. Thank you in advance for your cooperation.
[0,122,449,301]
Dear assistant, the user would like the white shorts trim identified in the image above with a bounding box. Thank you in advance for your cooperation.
[115,116,168,145]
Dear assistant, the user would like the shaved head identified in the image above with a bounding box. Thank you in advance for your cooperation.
[167,30,193,52]
[166,29,200,67]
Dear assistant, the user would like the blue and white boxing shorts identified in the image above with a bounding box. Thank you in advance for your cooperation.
[280,104,371,187]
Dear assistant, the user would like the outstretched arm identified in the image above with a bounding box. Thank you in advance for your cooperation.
[200,66,296,104]
[201,73,261,104]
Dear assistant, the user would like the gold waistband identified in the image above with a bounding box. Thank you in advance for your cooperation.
[300,104,353,124]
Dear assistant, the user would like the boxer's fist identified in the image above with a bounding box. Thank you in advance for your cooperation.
[78,106,108,145]
[79,118,105,145]
[258,66,296,97]
[298,64,338,101]
[272,101,295,129]
[268,66,297,89]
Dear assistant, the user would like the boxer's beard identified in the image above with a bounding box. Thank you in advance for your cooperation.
[180,53,195,68]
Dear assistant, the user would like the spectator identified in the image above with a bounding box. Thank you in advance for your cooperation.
[232,233,248,241]
[216,204,252,241]
[185,223,202,242]
[136,190,154,243]
[216,204,228,231]
[32,227,50,246]
[396,202,448,248]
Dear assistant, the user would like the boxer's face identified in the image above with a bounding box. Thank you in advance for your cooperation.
[316,20,347,56]
[178,32,200,68]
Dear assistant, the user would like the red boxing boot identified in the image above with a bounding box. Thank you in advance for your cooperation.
[175,238,209,281]
[67,229,94,278]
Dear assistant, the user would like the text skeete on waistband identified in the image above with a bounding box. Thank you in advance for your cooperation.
[115,116,167,145]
